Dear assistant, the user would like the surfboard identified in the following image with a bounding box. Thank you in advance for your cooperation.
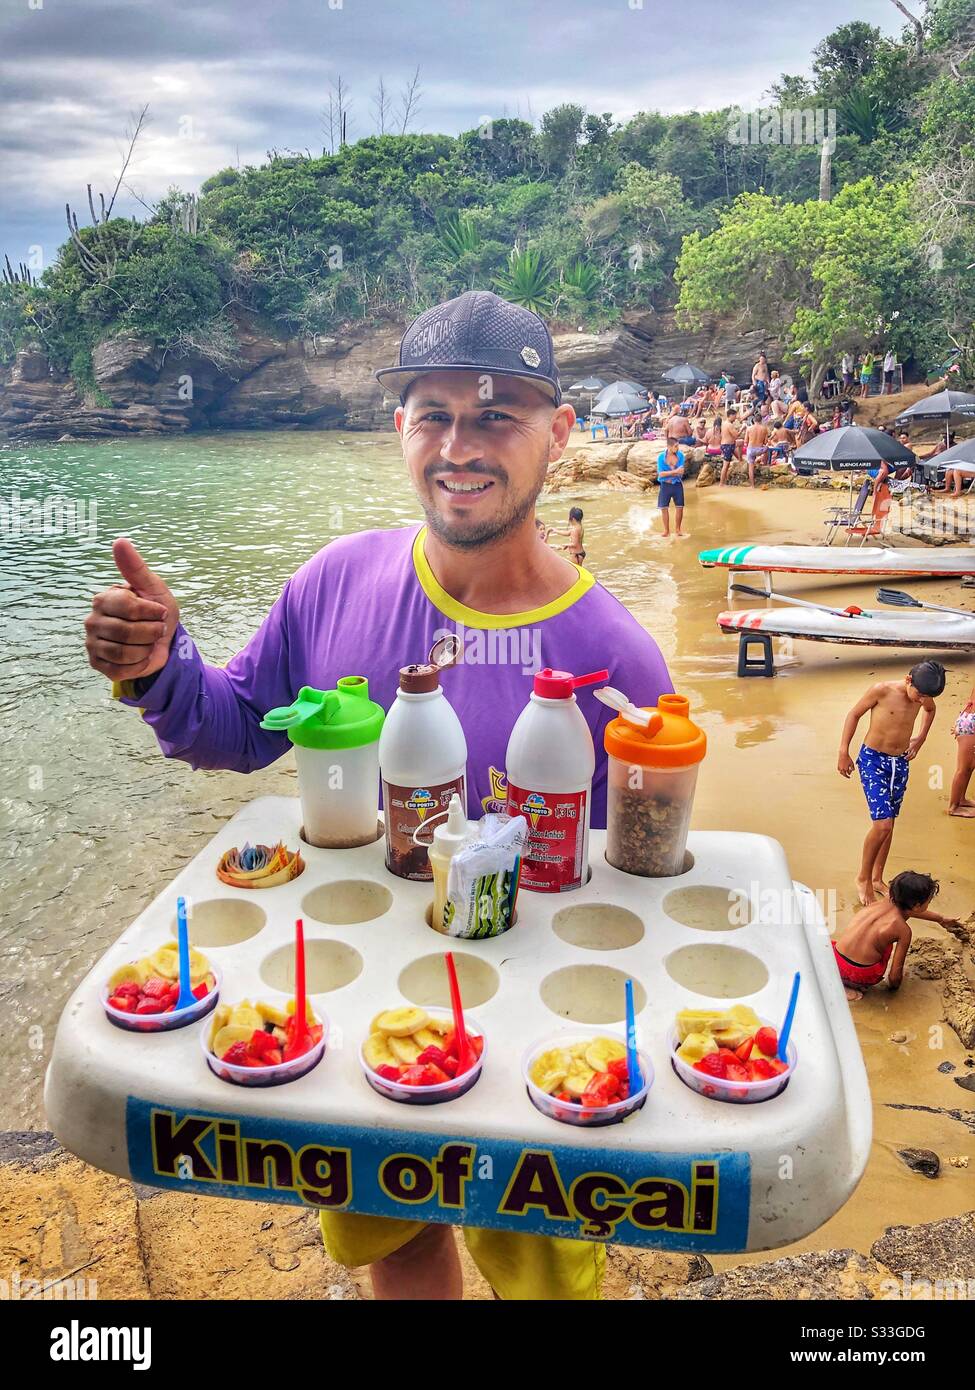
[717,605,975,650]
[699,544,975,577]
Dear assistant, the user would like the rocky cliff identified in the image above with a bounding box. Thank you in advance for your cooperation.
[0,307,781,442]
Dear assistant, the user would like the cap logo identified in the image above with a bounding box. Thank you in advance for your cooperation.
[520,346,541,368]
[410,315,450,361]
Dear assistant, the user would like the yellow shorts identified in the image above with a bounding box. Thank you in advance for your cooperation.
[319,1209,604,1301]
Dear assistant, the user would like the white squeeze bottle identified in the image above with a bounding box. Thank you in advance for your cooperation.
[425,794,472,933]
[379,636,468,881]
[505,666,609,893]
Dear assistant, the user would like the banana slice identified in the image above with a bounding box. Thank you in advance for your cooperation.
[388,1034,422,1064]
[423,1015,452,1037]
[676,1009,733,1042]
[108,961,150,989]
[529,1048,571,1093]
[363,1033,397,1070]
[585,1037,626,1071]
[412,1027,443,1049]
[212,1024,255,1057]
[374,1007,429,1037]
[149,943,211,982]
[229,1003,263,1032]
[257,1001,289,1028]
[210,1004,231,1037]
[563,1067,596,1097]
[286,999,317,1024]
[676,1031,719,1064]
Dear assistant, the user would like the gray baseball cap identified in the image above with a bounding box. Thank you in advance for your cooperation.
[376,290,561,404]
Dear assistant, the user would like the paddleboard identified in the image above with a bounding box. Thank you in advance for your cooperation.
[700,544,975,577]
[718,605,975,649]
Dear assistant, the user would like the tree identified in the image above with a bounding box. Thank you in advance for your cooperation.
[538,104,584,174]
[813,21,885,98]
[674,179,924,395]
[399,66,422,134]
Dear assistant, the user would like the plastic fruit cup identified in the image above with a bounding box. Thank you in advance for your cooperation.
[522,1032,654,1128]
[669,1025,797,1104]
[360,1012,485,1106]
[201,1005,328,1087]
[101,964,222,1034]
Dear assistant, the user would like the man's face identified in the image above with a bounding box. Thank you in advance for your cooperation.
[395,372,574,549]
[905,679,924,704]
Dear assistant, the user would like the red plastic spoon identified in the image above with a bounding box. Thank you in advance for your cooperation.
[444,951,474,1074]
[284,918,310,1061]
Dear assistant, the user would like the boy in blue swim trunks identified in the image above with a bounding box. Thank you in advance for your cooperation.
[837,661,946,904]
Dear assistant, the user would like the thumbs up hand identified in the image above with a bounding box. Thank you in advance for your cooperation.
[85,538,181,682]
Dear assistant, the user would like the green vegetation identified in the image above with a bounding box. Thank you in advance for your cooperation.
[1,0,974,391]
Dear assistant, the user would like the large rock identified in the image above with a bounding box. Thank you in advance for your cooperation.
[871,1211,975,1285]
[624,441,661,482]
[674,1249,890,1300]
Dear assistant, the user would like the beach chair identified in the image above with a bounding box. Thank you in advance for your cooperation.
[844,482,893,546]
[589,418,609,440]
[824,479,870,545]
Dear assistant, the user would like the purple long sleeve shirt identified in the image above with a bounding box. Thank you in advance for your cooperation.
[118,525,672,827]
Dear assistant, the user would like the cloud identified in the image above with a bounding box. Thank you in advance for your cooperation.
[0,0,904,262]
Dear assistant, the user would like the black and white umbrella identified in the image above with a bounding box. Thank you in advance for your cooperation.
[661,363,710,399]
[566,376,609,417]
[895,390,975,450]
[592,383,652,417]
[915,435,975,484]
[793,426,915,470]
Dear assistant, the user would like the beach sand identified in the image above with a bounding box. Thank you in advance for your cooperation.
[540,480,974,1265]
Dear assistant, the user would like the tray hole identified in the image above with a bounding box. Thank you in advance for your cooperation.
[259,939,363,994]
[552,904,644,951]
[540,965,646,1024]
[398,953,499,1008]
[173,898,266,947]
[663,885,752,933]
[664,944,768,998]
[301,879,393,925]
[299,819,384,849]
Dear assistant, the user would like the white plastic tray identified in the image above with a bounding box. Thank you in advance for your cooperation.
[45,796,871,1252]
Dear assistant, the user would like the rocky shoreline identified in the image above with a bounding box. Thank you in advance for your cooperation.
[0,307,779,441]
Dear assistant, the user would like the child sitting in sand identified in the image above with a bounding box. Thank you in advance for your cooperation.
[832,871,960,1001]
[949,680,975,817]
[837,661,945,904]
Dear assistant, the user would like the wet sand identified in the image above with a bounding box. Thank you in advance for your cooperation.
[541,480,974,1262]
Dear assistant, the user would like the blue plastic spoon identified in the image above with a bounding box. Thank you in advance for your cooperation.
[777,971,801,1063]
[624,978,641,1093]
[174,896,196,1011]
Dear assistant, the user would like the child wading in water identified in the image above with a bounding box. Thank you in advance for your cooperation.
[832,871,960,1001]
[949,680,975,817]
[550,507,585,565]
[837,661,945,904]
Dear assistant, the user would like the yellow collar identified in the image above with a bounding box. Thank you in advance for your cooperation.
[411,527,594,630]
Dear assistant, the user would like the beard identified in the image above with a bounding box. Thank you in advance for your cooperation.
[421,454,547,550]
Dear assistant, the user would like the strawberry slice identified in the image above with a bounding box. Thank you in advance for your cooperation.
[108,993,136,1013]
[735,1038,754,1062]
[755,1026,779,1057]
[375,1064,403,1082]
[416,1045,448,1068]
[142,976,171,1000]
[221,1041,251,1066]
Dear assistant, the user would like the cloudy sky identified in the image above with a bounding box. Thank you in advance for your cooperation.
[1,0,904,268]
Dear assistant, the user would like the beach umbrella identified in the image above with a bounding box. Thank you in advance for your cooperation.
[895,390,975,450]
[793,426,916,509]
[591,383,651,417]
[661,362,710,399]
[566,375,609,417]
[614,379,648,395]
[793,425,915,470]
[914,436,975,485]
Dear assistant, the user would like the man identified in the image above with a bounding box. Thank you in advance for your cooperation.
[666,404,695,446]
[751,352,770,403]
[882,347,897,395]
[718,412,741,485]
[83,290,671,1302]
[840,351,854,391]
[742,415,770,486]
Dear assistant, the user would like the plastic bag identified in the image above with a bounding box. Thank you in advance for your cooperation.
[443,814,528,938]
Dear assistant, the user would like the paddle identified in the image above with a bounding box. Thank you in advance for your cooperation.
[731,583,867,618]
[876,587,972,618]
